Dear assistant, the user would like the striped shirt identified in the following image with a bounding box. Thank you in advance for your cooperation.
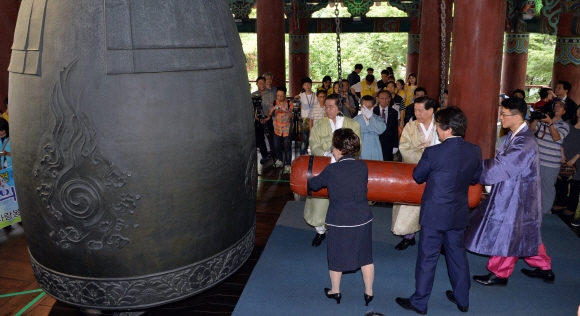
[534,119,569,168]
[272,100,293,137]
[309,104,327,126]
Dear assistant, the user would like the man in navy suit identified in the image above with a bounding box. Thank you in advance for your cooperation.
[553,80,577,122]
[373,90,399,161]
[396,106,482,314]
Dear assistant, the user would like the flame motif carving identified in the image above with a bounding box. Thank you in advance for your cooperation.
[34,59,139,250]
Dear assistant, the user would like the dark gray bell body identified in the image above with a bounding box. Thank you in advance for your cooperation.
[8,0,256,310]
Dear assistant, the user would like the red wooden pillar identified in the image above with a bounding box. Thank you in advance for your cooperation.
[500,33,529,95]
[0,0,20,111]
[417,0,452,99]
[552,12,580,103]
[288,15,309,96]
[406,16,420,76]
[448,0,506,159]
[256,0,285,88]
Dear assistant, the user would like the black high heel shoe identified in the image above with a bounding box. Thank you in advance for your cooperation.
[324,288,341,304]
[364,293,374,306]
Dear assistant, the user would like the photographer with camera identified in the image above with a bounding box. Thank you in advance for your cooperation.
[252,76,276,164]
[529,98,570,214]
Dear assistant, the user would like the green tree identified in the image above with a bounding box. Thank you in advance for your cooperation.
[239,4,555,98]
[526,33,556,101]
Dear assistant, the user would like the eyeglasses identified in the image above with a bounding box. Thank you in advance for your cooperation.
[499,113,516,117]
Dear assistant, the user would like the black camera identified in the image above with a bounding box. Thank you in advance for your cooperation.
[252,94,265,118]
[530,103,554,121]
[252,94,262,110]
[291,98,301,116]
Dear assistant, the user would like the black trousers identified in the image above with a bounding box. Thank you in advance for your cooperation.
[255,120,268,158]
[554,176,580,212]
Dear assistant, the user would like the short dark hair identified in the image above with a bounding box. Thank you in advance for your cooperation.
[360,95,375,104]
[316,89,327,97]
[386,80,396,88]
[0,118,9,137]
[558,80,572,92]
[354,64,363,70]
[396,79,405,86]
[377,89,391,98]
[415,87,427,96]
[501,97,527,119]
[512,89,525,98]
[414,96,437,111]
[435,106,468,137]
[572,105,580,126]
[333,128,360,156]
[322,75,331,83]
[367,67,374,72]
[256,76,266,83]
[380,70,388,75]
[301,77,312,85]
[365,74,375,83]
[326,93,340,107]
[276,86,287,94]
[539,87,552,99]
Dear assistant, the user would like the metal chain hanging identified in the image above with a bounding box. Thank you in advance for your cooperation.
[334,0,344,110]
[439,0,447,109]
[334,0,342,83]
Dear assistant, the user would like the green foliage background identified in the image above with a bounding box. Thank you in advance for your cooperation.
[240,4,555,101]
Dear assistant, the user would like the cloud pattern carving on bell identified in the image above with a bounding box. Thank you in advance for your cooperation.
[34,58,140,251]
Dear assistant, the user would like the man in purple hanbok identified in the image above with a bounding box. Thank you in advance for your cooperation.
[465,98,555,286]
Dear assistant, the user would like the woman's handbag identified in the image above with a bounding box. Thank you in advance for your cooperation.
[301,117,311,132]
[559,162,577,178]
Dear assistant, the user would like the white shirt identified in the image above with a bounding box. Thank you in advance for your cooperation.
[299,92,317,119]
[326,116,345,163]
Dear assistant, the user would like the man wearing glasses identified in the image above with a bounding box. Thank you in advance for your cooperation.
[309,90,328,130]
[466,98,555,287]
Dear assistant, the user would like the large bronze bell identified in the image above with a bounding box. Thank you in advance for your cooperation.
[8,0,256,310]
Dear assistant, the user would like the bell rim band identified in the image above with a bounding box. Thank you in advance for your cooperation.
[30,222,256,310]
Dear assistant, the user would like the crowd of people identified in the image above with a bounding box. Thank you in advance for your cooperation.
[252,67,579,313]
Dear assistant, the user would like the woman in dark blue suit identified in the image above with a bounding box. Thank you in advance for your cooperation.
[308,128,374,306]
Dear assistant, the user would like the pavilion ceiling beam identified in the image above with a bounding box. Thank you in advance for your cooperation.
[236,17,411,33]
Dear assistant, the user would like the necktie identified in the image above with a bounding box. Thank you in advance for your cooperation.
[381,109,386,122]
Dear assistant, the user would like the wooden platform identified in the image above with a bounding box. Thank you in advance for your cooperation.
[0,148,578,315]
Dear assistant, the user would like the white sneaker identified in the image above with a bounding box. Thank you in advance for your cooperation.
[274,160,283,168]
[284,165,291,174]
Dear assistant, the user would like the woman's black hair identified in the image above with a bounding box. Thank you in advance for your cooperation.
[0,118,9,137]
[332,128,360,156]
